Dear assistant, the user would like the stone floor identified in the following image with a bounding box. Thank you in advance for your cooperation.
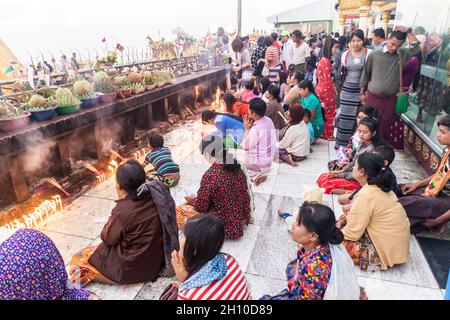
[20,118,446,300]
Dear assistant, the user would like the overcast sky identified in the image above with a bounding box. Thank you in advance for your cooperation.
[1,0,315,64]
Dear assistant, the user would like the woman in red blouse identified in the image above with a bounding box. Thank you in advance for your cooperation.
[178,133,252,239]
[316,37,338,140]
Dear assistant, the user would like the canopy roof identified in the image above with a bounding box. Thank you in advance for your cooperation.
[267,0,336,24]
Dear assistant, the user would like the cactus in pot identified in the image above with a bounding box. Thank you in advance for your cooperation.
[114,76,132,90]
[143,71,155,90]
[73,80,96,99]
[92,71,116,94]
[55,87,80,107]
[128,72,143,84]
[131,82,145,94]
[26,94,50,111]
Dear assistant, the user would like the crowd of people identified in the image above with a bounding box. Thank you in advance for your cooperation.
[1,26,449,301]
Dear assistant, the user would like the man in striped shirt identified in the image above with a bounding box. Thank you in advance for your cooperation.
[144,134,180,187]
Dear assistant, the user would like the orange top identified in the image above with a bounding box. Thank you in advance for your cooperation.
[232,101,249,116]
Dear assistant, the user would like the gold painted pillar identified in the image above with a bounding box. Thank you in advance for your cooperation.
[358,0,373,36]
[339,13,346,35]
[368,15,376,36]
[382,10,391,35]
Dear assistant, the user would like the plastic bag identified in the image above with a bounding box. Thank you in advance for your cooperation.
[323,244,361,300]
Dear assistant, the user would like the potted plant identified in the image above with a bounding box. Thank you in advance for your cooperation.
[128,72,143,84]
[24,94,57,121]
[73,80,99,108]
[143,71,156,91]
[54,87,81,115]
[154,69,175,87]
[113,76,132,98]
[0,99,31,132]
[131,82,145,94]
[93,71,117,103]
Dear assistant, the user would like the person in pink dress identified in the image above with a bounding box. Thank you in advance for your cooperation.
[316,37,338,140]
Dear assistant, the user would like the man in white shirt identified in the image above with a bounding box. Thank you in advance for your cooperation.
[280,31,294,72]
[291,30,310,78]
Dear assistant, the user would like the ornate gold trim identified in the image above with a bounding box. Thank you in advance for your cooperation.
[404,125,409,138]
[408,130,415,144]
[415,137,422,152]
[430,153,439,171]
[422,145,430,160]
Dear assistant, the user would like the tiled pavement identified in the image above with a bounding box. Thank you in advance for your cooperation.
[14,118,445,300]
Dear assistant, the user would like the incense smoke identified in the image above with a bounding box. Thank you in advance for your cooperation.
[22,132,57,175]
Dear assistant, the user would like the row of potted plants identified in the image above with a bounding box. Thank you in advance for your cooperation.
[0,69,176,132]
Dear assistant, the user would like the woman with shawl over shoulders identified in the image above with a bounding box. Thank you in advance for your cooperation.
[172,214,251,300]
[69,160,179,286]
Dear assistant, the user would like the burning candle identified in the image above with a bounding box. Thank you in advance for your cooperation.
[195,85,200,101]
[1,196,64,230]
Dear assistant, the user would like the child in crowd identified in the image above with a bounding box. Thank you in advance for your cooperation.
[259,77,271,103]
[329,106,378,171]
[275,71,288,101]
[317,117,383,194]
[338,145,401,213]
[144,134,180,187]
[278,105,310,167]
[223,92,249,117]
[236,81,260,103]
[286,64,296,85]
[304,109,315,145]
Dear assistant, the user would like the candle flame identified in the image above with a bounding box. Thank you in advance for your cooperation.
[211,86,223,111]
[195,85,200,100]
[111,160,119,169]
[1,195,63,230]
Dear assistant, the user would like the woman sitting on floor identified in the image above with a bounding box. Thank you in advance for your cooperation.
[282,71,304,109]
[399,115,450,234]
[297,80,325,141]
[0,228,98,300]
[277,105,310,167]
[69,160,179,287]
[178,133,252,239]
[202,110,245,146]
[261,202,363,300]
[264,84,286,132]
[317,116,383,194]
[337,153,410,271]
[338,145,402,213]
[172,214,251,300]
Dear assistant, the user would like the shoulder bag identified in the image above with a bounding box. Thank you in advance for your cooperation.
[395,50,409,114]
